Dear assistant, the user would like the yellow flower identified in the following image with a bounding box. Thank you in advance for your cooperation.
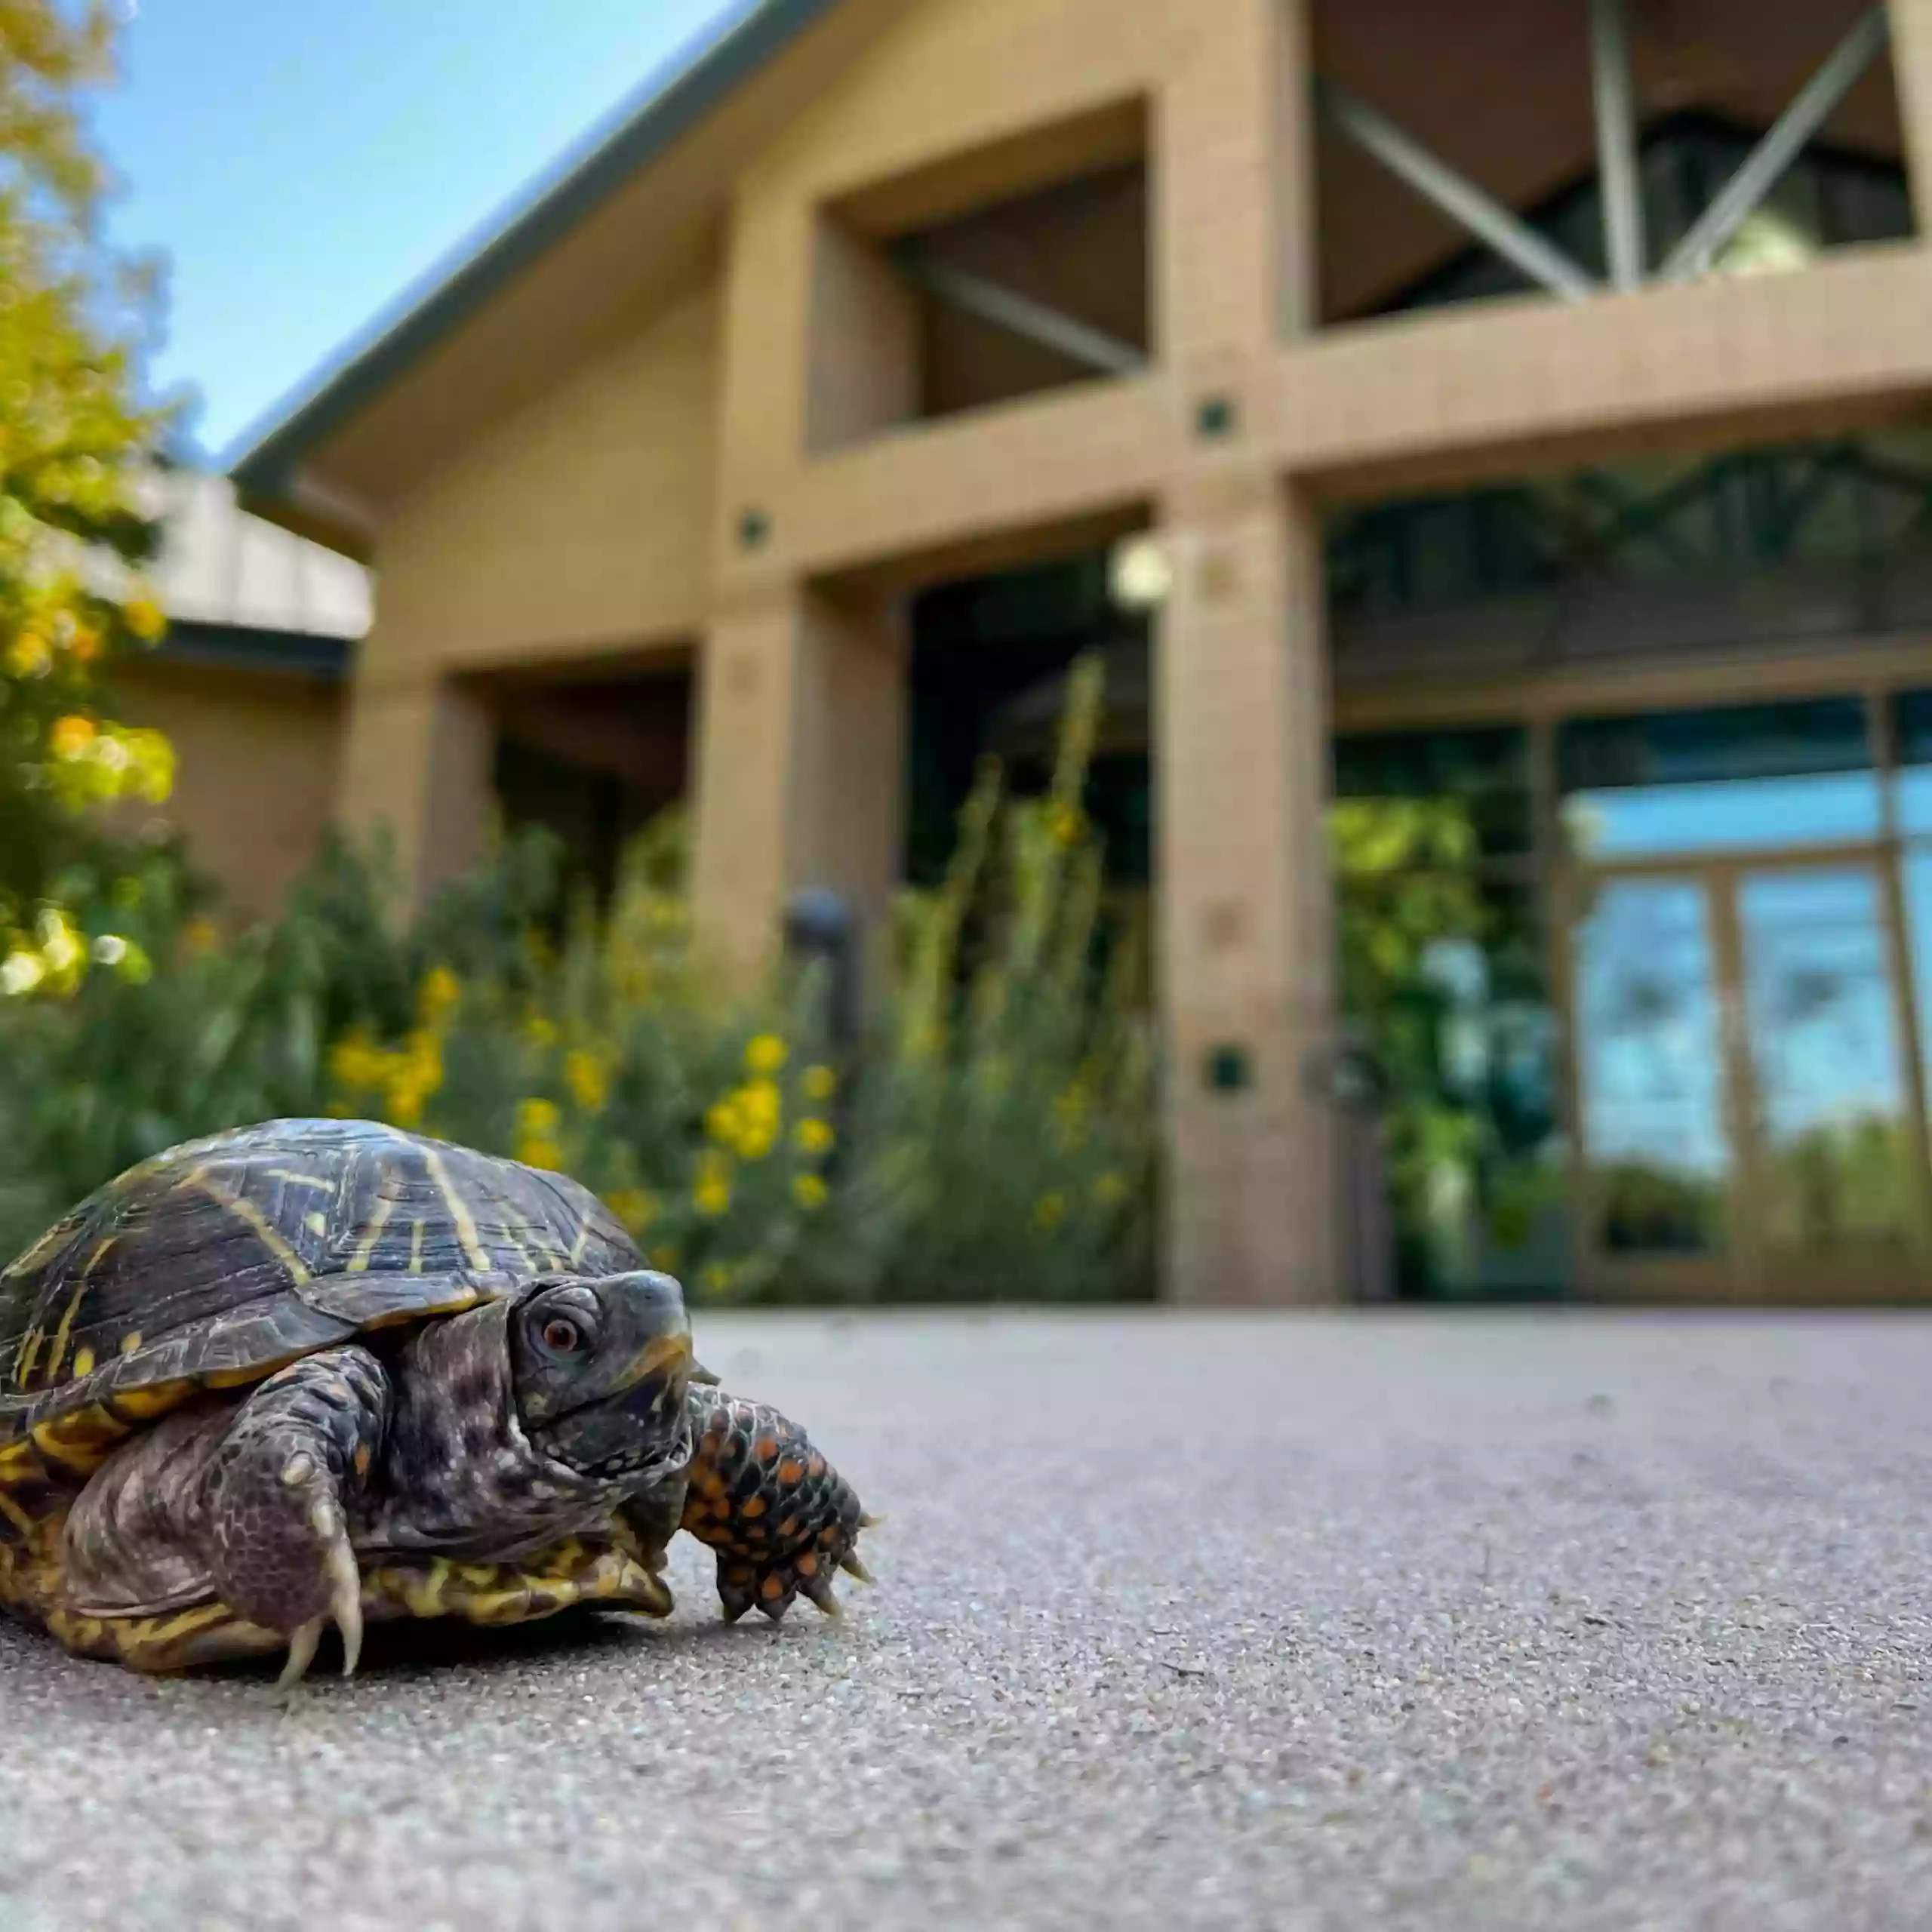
[801,1065,838,1103]
[705,1097,743,1146]
[387,1084,426,1129]
[605,1189,660,1234]
[744,1034,788,1076]
[649,1244,681,1273]
[1047,801,1086,848]
[48,715,96,760]
[702,1262,736,1297]
[792,1173,829,1213]
[517,1097,561,1140]
[6,632,51,678]
[518,1138,565,1173]
[794,1117,835,1158]
[1034,1191,1067,1232]
[736,1124,777,1163]
[564,1048,610,1113]
[740,1078,782,1127]
[694,1176,732,1219]
[522,1012,559,1051]
[328,1030,389,1093]
[1094,1172,1131,1207]
[417,964,461,1026]
[123,593,168,643]
[181,917,220,958]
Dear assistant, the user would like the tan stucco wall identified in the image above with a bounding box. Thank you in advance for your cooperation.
[372,286,722,673]
[113,659,345,919]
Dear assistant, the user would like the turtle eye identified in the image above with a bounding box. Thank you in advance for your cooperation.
[540,1316,584,1355]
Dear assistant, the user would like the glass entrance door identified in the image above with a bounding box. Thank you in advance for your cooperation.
[1570,857,1930,1298]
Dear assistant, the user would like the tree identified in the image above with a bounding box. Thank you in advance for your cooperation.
[0,0,177,998]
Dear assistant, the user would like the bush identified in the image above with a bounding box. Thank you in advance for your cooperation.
[0,657,1157,1303]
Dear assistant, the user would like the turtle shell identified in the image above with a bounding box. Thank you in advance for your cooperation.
[0,1118,642,1522]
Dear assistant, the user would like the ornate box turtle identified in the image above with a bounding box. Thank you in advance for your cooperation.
[0,1119,873,1684]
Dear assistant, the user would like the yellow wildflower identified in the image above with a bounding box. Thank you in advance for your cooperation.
[1034,1192,1067,1232]
[737,1123,777,1163]
[518,1139,565,1174]
[801,1065,838,1103]
[417,964,461,1026]
[794,1117,835,1158]
[1094,1172,1131,1207]
[744,1034,788,1076]
[123,593,168,642]
[792,1174,829,1213]
[702,1262,736,1297]
[605,1189,660,1234]
[649,1244,681,1274]
[740,1079,782,1127]
[522,1011,559,1051]
[694,1175,732,1219]
[565,1048,610,1113]
[517,1097,561,1141]
[48,715,95,760]
[328,1029,389,1093]
[705,1097,743,1146]
[6,632,51,678]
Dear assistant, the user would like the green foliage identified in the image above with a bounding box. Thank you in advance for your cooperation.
[0,659,1156,1303]
[0,0,179,990]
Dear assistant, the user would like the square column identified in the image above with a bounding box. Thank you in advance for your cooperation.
[1890,0,1932,230]
[1156,474,1340,1305]
[690,583,906,977]
[336,667,495,911]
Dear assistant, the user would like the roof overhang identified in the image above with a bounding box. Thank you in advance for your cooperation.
[227,0,854,557]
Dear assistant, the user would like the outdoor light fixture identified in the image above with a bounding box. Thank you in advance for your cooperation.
[1109,534,1174,612]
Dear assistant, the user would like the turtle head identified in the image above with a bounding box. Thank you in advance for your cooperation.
[509,1271,694,1483]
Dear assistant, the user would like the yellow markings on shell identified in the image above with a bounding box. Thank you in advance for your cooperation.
[11,1328,44,1390]
[203,1354,303,1391]
[120,1332,141,1355]
[346,1189,398,1273]
[264,1170,333,1190]
[42,1239,112,1386]
[70,1348,94,1379]
[109,1378,196,1420]
[0,1437,48,1483]
[568,1220,593,1269]
[0,1487,35,1537]
[188,1176,312,1287]
[305,1212,328,1238]
[420,1147,489,1272]
[409,1218,426,1274]
[31,1403,129,1474]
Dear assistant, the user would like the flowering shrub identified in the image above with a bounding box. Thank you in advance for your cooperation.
[0,658,1156,1303]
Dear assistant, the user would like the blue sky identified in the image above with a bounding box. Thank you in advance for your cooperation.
[87,0,747,464]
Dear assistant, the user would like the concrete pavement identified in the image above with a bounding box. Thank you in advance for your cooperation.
[3,1310,1931,1930]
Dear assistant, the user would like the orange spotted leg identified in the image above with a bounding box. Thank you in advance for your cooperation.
[666,1391,873,1623]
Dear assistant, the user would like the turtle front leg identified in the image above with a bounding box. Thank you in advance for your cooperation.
[644,1389,874,1624]
[197,1344,389,1687]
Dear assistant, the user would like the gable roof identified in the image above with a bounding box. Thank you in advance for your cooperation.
[226,0,843,555]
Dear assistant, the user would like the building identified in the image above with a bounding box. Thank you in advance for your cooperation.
[119,467,368,917]
[214,0,1932,1306]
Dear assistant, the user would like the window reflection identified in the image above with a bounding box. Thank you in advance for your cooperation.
[1558,699,1879,860]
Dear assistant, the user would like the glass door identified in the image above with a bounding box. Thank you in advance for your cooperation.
[1730,862,1927,1298]
[1568,857,1931,1298]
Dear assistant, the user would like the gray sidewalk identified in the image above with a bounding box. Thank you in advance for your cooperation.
[4,1309,1930,1930]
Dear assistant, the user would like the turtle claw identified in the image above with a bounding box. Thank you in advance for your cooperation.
[275,1529,363,1690]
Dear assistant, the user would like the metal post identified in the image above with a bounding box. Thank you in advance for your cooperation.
[1589,0,1647,290]
[1661,6,1891,282]
[892,247,1146,377]
[1316,77,1601,300]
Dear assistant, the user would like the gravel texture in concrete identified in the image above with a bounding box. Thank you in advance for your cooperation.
[3,1310,1932,1930]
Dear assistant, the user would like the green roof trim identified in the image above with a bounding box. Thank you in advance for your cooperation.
[226,0,841,509]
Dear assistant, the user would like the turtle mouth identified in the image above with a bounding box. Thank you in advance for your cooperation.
[534,1349,696,1484]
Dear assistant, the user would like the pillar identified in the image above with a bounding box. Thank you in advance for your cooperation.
[1889,0,1932,234]
[692,174,913,979]
[1153,0,1340,1304]
[336,666,495,911]
[690,585,906,977]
